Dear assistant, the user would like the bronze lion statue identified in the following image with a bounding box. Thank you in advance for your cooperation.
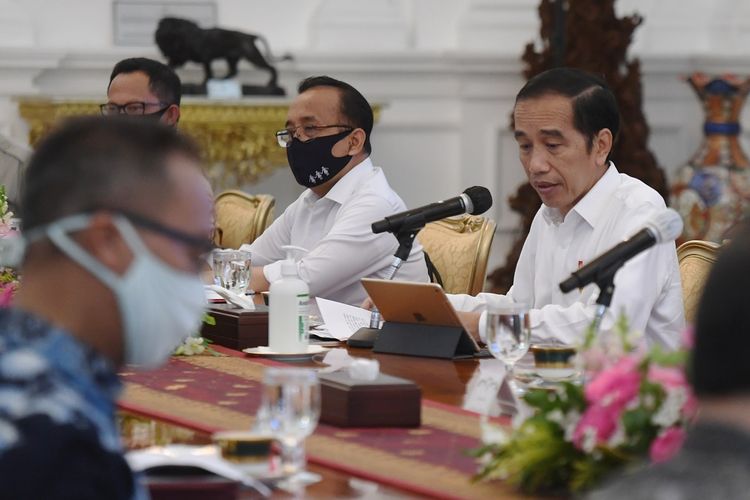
[155,17,290,88]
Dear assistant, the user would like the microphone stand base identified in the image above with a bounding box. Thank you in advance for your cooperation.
[347,327,381,348]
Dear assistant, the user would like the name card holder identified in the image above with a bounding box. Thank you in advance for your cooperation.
[373,322,476,359]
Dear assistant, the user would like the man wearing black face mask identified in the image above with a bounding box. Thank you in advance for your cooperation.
[242,76,429,305]
[101,57,181,126]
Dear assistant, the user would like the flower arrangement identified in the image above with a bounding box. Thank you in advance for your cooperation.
[472,318,696,494]
[0,185,18,307]
[173,313,221,356]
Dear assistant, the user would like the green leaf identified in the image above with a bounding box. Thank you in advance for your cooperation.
[649,346,688,367]
[570,447,629,492]
[562,382,586,411]
[523,388,558,412]
[202,313,216,326]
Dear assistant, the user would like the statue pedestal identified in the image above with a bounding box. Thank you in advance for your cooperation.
[182,82,286,97]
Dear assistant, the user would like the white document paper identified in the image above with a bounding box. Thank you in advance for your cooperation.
[315,297,371,341]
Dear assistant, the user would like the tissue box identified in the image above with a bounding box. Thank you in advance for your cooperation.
[319,371,421,427]
[200,304,269,350]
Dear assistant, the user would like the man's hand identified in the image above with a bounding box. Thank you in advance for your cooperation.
[457,310,483,343]
[249,266,270,293]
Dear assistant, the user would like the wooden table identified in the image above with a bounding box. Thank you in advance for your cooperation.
[120,345,518,499]
[296,346,483,498]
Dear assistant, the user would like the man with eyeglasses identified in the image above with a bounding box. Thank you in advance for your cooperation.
[0,117,213,498]
[241,75,428,305]
[101,57,181,126]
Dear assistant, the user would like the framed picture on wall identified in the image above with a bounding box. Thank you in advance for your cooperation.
[113,0,217,46]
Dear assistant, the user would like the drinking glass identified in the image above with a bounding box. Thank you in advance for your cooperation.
[255,367,321,478]
[485,303,531,386]
[212,249,252,294]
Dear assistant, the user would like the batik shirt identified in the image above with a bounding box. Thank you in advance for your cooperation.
[0,307,146,499]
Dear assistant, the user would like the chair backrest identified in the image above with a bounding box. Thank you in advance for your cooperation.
[416,214,496,295]
[213,190,275,249]
[677,239,722,324]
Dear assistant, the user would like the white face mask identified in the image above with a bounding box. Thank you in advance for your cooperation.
[41,214,206,369]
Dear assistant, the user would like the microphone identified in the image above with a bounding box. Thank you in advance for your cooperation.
[372,186,493,234]
[559,208,684,293]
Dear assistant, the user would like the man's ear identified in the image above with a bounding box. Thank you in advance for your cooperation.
[162,104,180,126]
[346,128,367,156]
[77,213,134,275]
[594,128,613,167]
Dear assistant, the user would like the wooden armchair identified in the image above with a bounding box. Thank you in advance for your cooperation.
[677,239,722,324]
[213,190,275,249]
[416,214,496,295]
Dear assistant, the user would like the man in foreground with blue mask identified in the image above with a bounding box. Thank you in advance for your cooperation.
[242,75,428,305]
[102,57,182,126]
[0,117,213,498]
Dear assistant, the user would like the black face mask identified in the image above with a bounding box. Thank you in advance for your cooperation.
[286,130,353,188]
[143,106,170,121]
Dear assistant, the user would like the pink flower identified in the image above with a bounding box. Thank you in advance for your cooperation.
[682,393,699,420]
[573,403,620,448]
[572,356,643,450]
[647,365,687,390]
[648,365,697,419]
[578,346,610,373]
[585,355,641,408]
[681,326,695,349]
[0,283,16,307]
[649,427,686,463]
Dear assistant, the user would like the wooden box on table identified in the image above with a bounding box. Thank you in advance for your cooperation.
[319,371,421,427]
[200,303,269,350]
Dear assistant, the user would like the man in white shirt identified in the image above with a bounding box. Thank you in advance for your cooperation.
[453,67,684,350]
[244,76,428,305]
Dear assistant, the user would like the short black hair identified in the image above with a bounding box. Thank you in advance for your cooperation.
[692,225,750,396]
[298,75,374,154]
[109,57,182,106]
[515,67,620,154]
[21,116,201,232]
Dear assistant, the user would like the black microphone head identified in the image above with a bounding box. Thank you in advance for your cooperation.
[463,186,493,215]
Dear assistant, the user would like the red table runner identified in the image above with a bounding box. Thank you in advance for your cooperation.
[118,349,517,499]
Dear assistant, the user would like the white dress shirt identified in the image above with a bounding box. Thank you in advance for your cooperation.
[449,163,685,350]
[243,158,429,305]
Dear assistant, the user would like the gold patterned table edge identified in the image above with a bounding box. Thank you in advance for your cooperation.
[120,355,518,499]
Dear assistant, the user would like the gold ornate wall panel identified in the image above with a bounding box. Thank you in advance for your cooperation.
[18,99,289,189]
[18,99,381,189]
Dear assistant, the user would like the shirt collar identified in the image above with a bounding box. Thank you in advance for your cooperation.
[542,161,619,227]
[303,157,374,206]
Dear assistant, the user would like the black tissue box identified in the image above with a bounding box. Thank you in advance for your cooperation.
[319,371,421,427]
[200,304,269,350]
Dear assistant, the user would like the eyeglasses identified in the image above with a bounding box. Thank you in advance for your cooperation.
[275,124,353,148]
[119,210,215,254]
[112,210,214,272]
[99,101,169,116]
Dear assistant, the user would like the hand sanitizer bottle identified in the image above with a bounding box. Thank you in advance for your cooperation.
[268,246,309,353]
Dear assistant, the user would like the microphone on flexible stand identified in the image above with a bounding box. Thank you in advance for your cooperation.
[347,186,494,348]
[372,186,493,237]
[558,207,684,334]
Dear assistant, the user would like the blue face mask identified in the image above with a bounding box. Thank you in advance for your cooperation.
[42,214,206,369]
[286,130,353,188]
